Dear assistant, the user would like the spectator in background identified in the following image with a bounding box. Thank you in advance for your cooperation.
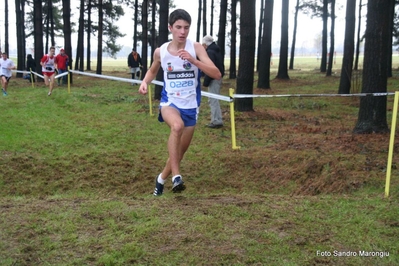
[202,35,225,128]
[0,52,16,96]
[127,48,142,84]
[26,54,36,82]
[55,48,69,85]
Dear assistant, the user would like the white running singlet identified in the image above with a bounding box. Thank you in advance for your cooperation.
[41,55,56,73]
[160,39,201,109]
[0,58,15,78]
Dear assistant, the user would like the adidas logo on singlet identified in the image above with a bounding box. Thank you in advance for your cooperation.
[167,71,195,79]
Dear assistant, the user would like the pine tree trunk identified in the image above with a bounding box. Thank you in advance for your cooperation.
[154,0,169,100]
[96,0,104,74]
[75,0,84,71]
[276,0,290,80]
[353,0,391,134]
[15,0,26,78]
[257,0,274,89]
[320,0,328,72]
[326,0,335,76]
[229,0,238,79]
[86,1,92,71]
[202,0,207,36]
[196,0,202,42]
[62,0,73,83]
[141,0,148,78]
[289,0,299,70]
[217,0,228,62]
[338,0,356,94]
[236,0,256,112]
[353,0,362,71]
[34,0,44,81]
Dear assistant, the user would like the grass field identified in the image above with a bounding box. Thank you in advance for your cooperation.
[1,58,399,265]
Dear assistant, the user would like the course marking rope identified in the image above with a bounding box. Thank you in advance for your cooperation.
[14,70,68,79]
[69,69,142,85]
[233,92,395,98]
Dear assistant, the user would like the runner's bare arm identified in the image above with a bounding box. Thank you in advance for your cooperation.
[138,48,161,95]
[177,42,221,80]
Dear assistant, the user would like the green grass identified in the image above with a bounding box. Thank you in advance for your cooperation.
[1,60,399,265]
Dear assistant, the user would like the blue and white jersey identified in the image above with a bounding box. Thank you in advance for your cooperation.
[160,39,201,109]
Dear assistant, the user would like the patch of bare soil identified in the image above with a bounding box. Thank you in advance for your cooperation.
[216,107,392,196]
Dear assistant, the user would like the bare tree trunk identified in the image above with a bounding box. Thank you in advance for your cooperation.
[326,0,335,76]
[45,0,50,52]
[34,0,44,81]
[210,0,214,36]
[142,0,149,79]
[86,1,92,71]
[134,0,139,49]
[96,0,104,74]
[387,0,395,77]
[217,0,228,62]
[154,0,169,100]
[289,0,300,70]
[62,0,73,83]
[236,0,256,112]
[5,0,9,55]
[202,0,207,36]
[49,0,55,46]
[196,0,202,42]
[229,0,238,79]
[320,0,328,72]
[338,0,356,94]
[75,0,84,71]
[276,0,290,80]
[353,0,362,71]
[151,0,156,64]
[15,0,26,77]
[256,0,264,72]
[257,0,274,89]
[354,0,391,134]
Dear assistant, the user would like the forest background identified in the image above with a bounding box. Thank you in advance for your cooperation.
[0,0,398,131]
[2,0,349,58]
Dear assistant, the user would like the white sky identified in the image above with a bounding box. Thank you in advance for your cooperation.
[1,0,352,56]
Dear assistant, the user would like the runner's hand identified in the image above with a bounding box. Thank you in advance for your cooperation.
[139,82,148,95]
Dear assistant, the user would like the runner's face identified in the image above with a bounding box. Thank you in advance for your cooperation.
[2,54,7,60]
[49,49,55,56]
[169,19,190,43]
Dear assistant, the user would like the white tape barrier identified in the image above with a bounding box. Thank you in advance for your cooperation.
[14,70,69,79]
[69,70,232,102]
[12,69,395,100]
[55,72,68,79]
[69,70,142,85]
[202,91,232,102]
[139,78,394,101]
[233,92,396,98]
[31,71,44,79]
[13,70,30,74]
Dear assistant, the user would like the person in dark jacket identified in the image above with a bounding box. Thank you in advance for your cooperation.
[26,54,36,82]
[202,35,225,128]
[127,49,142,84]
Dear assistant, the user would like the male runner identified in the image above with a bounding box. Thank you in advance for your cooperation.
[40,46,56,96]
[139,9,222,196]
[0,52,16,96]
